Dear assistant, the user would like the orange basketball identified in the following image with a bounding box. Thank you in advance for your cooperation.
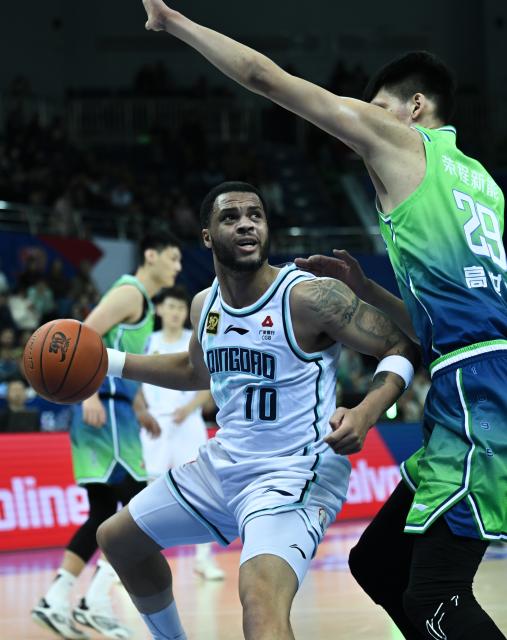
[23,319,108,404]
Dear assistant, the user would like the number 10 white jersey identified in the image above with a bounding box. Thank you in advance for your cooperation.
[198,264,341,462]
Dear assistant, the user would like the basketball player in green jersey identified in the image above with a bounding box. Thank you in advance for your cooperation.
[32,232,182,640]
[139,2,506,638]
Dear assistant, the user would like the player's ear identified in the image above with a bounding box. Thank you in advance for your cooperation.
[202,229,212,249]
[144,248,157,265]
[411,92,426,121]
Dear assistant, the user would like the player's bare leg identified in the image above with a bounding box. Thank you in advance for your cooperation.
[98,507,186,640]
[239,554,298,640]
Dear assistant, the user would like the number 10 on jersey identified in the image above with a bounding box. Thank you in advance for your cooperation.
[244,386,278,422]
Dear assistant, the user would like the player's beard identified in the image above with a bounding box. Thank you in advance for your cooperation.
[212,235,270,272]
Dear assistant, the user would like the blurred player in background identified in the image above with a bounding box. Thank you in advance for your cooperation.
[140,3,506,638]
[32,232,182,640]
[140,285,224,580]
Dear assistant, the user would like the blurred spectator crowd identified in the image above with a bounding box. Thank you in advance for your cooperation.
[0,62,432,434]
[0,251,100,433]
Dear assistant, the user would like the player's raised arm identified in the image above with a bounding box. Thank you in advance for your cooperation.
[107,290,211,391]
[141,0,413,159]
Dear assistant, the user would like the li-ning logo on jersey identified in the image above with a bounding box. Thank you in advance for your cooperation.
[206,347,276,380]
[48,331,70,362]
[205,311,220,334]
[224,324,249,335]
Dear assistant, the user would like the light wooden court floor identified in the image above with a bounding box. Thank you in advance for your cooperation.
[1,521,505,639]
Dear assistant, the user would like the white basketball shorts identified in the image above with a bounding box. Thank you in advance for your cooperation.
[129,437,350,586]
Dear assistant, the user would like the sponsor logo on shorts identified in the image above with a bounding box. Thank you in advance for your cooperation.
[412,503,428,512]
[205,312,220,335]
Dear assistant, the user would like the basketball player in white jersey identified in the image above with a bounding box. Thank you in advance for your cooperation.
[140,286,224,580]
[97,181,418,640]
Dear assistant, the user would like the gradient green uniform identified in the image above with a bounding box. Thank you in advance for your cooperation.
[71,275,154,484]
[378,126,507,540]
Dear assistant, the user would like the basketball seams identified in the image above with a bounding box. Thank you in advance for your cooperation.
[51,322,82,396]
[59,338,107,403]
[38,321,57,397]
[25,319,107,404]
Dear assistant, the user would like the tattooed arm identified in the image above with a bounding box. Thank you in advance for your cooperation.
[291,278,420,454]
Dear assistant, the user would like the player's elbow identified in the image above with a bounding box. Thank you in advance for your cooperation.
[387,338,421,370]
[246,57,279,97]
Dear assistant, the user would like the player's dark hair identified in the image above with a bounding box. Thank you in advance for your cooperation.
[199,181,268,228]
[139,231,181,264]
[363,51,456,122]
[153,286,189,307]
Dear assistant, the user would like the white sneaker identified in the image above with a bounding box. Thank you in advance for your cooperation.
[73,597,131,639]
[194,557,225,581]
[32,597,90,640]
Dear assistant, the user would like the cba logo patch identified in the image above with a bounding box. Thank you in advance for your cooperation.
[206,311,220,335]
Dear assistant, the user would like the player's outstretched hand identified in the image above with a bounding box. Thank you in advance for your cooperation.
[324,406,370,455]
[82,395,107,429]
[142,0,177,32]
[138,410,162,438]
[295,249,369,297]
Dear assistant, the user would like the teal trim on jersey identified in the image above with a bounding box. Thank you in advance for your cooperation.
[466,494,507,541]
[298,509,320,558]
[400,460,417,493]
[220,264,297,317]
[429,339,507,376]
[437,126,457,134]
[413,125,431,142]
[281,274,325,362]
[198,281,219,344]
[299,453,321,503]
[165,470,230,546]
[281,274,328,443]
[404,368,476,534]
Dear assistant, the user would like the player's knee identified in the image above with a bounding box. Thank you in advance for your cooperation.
[96,514,121,560]
[240,582,290,629]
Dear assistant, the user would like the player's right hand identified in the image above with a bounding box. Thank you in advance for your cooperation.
[295,249,369,297]
[82,395,107,429]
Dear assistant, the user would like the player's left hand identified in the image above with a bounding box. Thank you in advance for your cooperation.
[171,405,191,425]
[324,406,371,455]
[138,410,162,438]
